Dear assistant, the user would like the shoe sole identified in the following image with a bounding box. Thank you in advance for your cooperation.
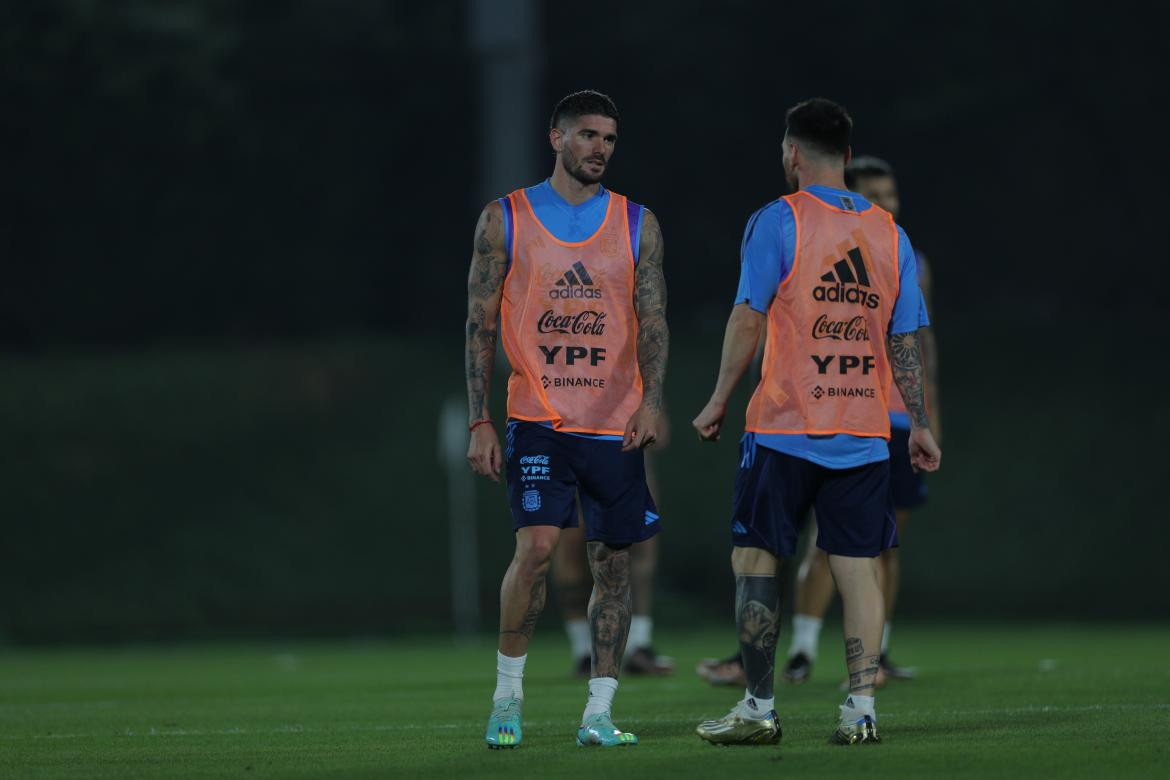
[696,726,782,746]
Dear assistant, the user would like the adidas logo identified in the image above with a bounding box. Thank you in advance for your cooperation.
[812,247,880,309]
[550,261,603,299]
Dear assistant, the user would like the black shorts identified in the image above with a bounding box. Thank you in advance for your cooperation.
[505,421,660,546]
[888,427,928,510]
[731,437,897,558]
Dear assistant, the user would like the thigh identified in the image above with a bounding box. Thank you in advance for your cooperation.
[505,422,579,531]
[731,436,817,558]
[573,437,660,547]
[813,458,897,558]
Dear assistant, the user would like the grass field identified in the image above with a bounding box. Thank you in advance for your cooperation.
[2,623,1166,778]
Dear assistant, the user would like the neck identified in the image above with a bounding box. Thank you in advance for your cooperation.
[549,163,601,205]
[798,165,847,192]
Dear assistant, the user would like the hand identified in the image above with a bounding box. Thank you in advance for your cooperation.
[466,424,502,482]
[692,398,727,442]
[622,405,660,453]
[908,427,941,473]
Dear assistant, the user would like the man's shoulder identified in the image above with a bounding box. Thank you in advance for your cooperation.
[744,198,790,240]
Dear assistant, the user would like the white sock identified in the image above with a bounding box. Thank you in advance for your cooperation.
[493,652,526,702]
[842,694,876,719]
[789,614,823,660]
[742,689,775,717]
[565,619,591,660]
[582,677,619,720]
[625,615,652,655]
[881,622,891,655]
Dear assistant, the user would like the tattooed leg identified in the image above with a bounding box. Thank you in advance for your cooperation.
[586,541,632,678]
[498,526,559,657]
[736,575,780,700]
[827,554,884,696]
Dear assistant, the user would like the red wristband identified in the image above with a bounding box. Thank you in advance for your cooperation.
[468,418,493,433]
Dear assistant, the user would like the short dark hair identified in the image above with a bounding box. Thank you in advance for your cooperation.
[845,156,895,188]
[785,98,852,157]
[550,90,619,130]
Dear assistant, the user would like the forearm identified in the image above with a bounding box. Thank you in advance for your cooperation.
[710,305,764,404]
[465,311,498,423]
[888,329,930,430]
[636,313,669,412]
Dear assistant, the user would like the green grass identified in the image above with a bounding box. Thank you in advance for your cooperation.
[1,624,1167,778]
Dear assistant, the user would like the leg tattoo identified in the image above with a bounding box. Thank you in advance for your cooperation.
[586,542,632,678]
[844,635,881,695]
[500,574,547,640]
[736,575,779,700]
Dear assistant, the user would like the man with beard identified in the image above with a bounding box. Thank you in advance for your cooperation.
[466,90,668,749]
[691,98,939,746]
[782,155,940,686]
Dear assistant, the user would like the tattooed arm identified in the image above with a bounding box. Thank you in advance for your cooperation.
[465,201,507,482]
[622,209,669,452]
[888,329,942,472]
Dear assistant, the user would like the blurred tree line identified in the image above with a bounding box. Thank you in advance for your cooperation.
[1,0,473,349]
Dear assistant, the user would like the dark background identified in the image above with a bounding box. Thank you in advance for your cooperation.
[2,0,1166,642]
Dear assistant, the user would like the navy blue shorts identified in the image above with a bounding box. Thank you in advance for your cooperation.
[505,421,660,546]
[888,428,928,510]
[731,438,897,558]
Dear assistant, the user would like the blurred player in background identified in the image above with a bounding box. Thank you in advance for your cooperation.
[554,419,674,677]
[783,156,940,686]
[465,90,669,749]
[691,99,939,746]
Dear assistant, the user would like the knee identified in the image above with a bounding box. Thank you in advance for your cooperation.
[731,545,778,575]
[515,531,558,578]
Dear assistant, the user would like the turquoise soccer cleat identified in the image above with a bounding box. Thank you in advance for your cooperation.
[485,697,523,749]
[576,712,638,747]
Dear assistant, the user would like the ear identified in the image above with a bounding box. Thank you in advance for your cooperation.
[549,126,564,154]
[844,145,852,166]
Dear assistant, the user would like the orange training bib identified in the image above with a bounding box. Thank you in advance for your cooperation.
[500,189,642,436]
[745,191,901,438]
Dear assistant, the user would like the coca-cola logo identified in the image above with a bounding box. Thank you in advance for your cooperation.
[811,314,869,342]
[536,310,607,336]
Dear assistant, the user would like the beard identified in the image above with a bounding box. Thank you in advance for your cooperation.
[782,160,799,193]
[561,148,605,185]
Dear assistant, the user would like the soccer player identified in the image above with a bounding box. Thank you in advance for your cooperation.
[691,98,940,746]
[784,155,941,686]
[553,426,673,678]
[465,90,669,749]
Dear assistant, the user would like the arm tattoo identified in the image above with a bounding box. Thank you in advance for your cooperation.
[586,541,632,678]
[735,575,779,700]
[465,204,507,424]
[634,210,669,412]
[887,330,930,430]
